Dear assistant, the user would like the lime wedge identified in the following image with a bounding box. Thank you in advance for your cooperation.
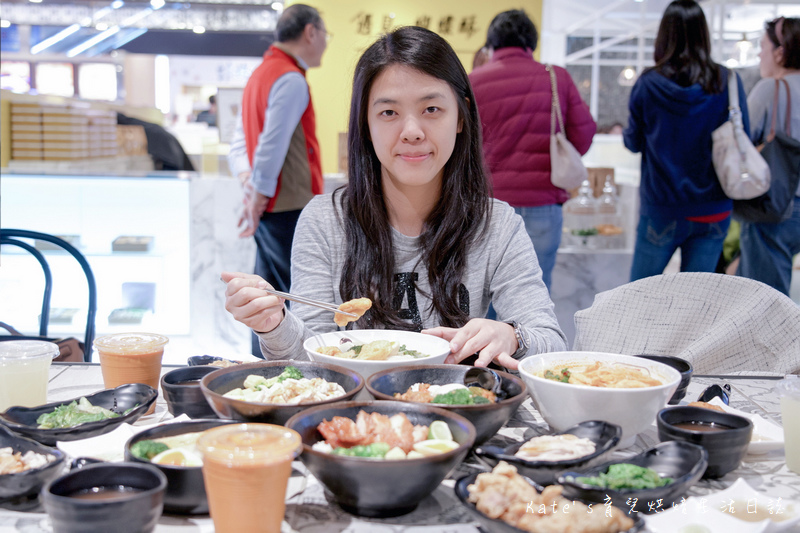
[412,439,459,457]
[428,420,453,441]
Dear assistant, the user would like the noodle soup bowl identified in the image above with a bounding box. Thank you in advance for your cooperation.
[304,330,451,379]
[518,352,681,447]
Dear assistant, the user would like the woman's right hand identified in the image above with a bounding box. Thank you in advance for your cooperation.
[221,271,285,333]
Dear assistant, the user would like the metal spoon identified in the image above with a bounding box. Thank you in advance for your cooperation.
[464,367,503,397]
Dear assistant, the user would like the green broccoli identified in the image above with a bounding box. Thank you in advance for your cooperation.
[130,440,169,460]
[261,366,304,389]
[432,389,473,405]
[332,442,390,458]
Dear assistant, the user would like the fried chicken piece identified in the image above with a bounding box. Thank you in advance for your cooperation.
[317,416,370,449]
[688,401,726,412]
[394,383,435,403]
[334,297,372,327]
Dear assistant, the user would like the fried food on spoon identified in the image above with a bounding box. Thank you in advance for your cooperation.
[335,297,372,327]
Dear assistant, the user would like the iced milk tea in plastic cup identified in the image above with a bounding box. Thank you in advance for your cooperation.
[93,332,168,414]
[0,340,58,411]
[198,423,302,533]
[777,376,800,474]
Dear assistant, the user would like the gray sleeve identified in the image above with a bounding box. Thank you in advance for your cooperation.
[746,78,773,144]
[255,196,341,359]
[484,203,568,357]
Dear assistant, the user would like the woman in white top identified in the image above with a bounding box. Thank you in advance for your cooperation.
[737,17,800,296]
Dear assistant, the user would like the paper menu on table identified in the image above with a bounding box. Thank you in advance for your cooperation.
[706,397,784,455]
[56,414,193,462]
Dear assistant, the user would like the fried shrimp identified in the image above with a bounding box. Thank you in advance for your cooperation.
[335,297,372,327]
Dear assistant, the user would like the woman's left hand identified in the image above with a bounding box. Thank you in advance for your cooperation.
[422,318,520,370]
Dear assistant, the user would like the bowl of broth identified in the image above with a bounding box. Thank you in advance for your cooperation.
[42,462,166,533]
[657,405,752,478]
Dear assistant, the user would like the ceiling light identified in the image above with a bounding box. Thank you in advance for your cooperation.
[111,0,125,8]
[67,26,120,57]
[271,2,283,12]
[150,0,165,10]
[28,0,43,3]
[193,26,206,34]
[618,66,637,86]
[0,20,11,28]
[30,23,81,54]
[96,22,109,31]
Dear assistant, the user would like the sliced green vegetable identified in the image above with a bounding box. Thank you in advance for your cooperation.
[130,440,170,460]
[575,463,672,490]
[36,397,121,429]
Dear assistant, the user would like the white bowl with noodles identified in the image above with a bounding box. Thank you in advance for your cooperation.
[304,330,451,379]
[518,351,681,448]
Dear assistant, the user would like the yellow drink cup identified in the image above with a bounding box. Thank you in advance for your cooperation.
[0,340,57,411]
[197,423,302,533]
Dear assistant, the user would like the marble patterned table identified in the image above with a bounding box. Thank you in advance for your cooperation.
[0,365,796,533]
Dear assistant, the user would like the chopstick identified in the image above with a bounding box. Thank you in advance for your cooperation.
[260,288,357,317]
[220,277,357,317]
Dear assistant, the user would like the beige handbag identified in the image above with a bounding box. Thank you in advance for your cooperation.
[711,70,771,200]
[547,64,588,190]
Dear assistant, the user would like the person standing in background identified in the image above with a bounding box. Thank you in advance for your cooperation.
[469,10,596,292]
[196,94,217,127]
[737,17,800,297]
[624,0,749,281]
[227,3,327,356]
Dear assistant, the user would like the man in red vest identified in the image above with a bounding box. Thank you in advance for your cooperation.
[228,4,327,355]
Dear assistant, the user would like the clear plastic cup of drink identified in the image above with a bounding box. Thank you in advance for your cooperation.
[0,340,58,411]
[197,423,302,533]
[93,332,168,414]
[776,376,800,474]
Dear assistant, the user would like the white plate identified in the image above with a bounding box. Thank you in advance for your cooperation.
[706,397,784,455]
[645,478,800,533]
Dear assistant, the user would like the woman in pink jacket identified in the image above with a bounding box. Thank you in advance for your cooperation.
[470,9,597,292]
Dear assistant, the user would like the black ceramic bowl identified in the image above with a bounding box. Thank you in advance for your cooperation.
[634,355,693,404]
[657,405,753,479]
[42,462,167,533]
[285,400,476,518]
[366,364,527,445]
[124,419,236,514]
[161,366,219,419]
[455,471,645,533]
[473,420,622,485]
[558,440,708,514]
[0,425,66,501]
[187,355,243,367]
[0,384,158,446]
[200,360,364,425]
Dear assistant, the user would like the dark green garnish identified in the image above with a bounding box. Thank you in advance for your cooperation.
[130,440,169,460]
[544,368,571,383]
[574,464,672,490]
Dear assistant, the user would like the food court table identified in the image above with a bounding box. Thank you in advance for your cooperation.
[0,363,797,533]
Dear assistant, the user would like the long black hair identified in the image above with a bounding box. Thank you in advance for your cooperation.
[337,26,491,330]
[651,0,723,93]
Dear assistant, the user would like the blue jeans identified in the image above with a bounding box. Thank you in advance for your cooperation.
[630,214,730,281]
[514,205,562,293]
[737,198,800,296]
[251,209,303,356]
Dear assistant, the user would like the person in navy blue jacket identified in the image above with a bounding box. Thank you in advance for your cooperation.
[623,0,749,281]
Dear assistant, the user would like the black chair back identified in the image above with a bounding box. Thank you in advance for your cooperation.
[0,229,97,361]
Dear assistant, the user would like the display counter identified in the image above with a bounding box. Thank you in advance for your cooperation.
[0,171,254,360]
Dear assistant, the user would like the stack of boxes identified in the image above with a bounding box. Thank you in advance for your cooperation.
[10,103,43,161]
[88,109,119,159]
[9,103,121,162]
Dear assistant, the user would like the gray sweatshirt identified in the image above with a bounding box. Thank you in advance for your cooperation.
[256,193,567,361]
[747,73,800,196]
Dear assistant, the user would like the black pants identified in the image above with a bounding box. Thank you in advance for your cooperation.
[251,209,302,357]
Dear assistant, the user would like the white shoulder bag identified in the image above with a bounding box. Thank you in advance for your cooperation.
[711,71,771,200]
[547,64,588,191]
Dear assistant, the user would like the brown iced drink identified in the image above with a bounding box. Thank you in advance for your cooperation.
[93,332,168,414]
[197,424,302,533]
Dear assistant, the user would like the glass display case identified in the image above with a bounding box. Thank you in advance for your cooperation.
[1,172,191,339]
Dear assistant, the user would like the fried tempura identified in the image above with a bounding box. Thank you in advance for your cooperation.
[687,401,726,412]
[334,297,372,327]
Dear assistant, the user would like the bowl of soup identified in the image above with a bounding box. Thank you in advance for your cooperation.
[304,330,450,379]
[518,352,681,447]
[42,462,166,533]
[657,405,753,478]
